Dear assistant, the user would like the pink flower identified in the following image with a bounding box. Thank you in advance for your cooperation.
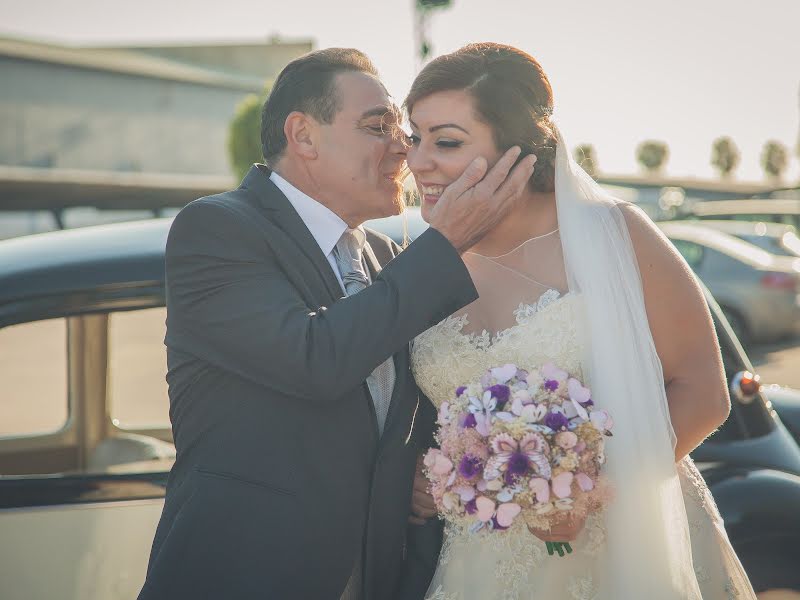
[475,496,496,522]
[555,431,578,450]
[424,449,453,476]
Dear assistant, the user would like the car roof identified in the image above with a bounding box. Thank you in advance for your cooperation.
[365,206,428,244]
[691,197,800,217]
[696,220,796,238]
[658,221,800,271]
[0,218,171,309]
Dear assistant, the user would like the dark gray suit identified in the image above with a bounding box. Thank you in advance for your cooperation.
[138,166,477,599]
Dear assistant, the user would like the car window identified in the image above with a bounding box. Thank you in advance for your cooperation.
[108,307,170,429]
[670,239,704,269]
[0,318,68,437]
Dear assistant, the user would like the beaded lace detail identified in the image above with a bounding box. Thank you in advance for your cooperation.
[412,289,582,412]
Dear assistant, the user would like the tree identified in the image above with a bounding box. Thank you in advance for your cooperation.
[710,136,740,178]
[636,140,669,173]
[573,144,598,178]
[414,0,452,66]
[761,140,788,180]
[227,84,271,180]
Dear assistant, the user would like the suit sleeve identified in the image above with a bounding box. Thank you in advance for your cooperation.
[164,198,478,403]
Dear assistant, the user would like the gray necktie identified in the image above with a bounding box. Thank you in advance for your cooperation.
[333,228,395,437]
[334,229,396,600]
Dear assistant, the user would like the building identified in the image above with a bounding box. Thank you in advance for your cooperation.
[0,36,312,177]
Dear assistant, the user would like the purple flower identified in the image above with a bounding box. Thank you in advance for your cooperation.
[455,386,467,397]
[458,455,483,480]
[464,498,478,515]
[503,452,530,485]
[580,398,594,407]
[545,411,569,431]
[544,379,560,392]
[462,413,477,429]
[488,384,510,408]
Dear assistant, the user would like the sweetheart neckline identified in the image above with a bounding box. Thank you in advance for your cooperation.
[436,289,577,351]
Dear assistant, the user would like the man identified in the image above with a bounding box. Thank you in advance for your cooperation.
[138,48,536,599]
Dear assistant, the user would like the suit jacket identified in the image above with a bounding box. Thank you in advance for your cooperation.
[138,166,478,599]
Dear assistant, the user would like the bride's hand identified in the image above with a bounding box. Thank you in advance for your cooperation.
[409,453,437,525]
[527,514,586,542]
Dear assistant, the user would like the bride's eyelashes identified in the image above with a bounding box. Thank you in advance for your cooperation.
[436,139,463,149]
[407,133,464,149]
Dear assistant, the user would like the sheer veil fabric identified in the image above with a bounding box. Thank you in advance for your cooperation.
[552,126,703,598]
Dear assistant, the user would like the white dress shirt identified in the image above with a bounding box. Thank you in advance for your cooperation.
[270,171,368,292]
[269,169,395,440]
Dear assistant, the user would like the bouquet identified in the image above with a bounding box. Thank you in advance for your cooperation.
[423,363,613,553]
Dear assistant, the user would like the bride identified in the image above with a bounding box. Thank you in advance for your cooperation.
[405,43,756,599]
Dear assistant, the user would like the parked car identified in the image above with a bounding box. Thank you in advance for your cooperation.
[366,206,429,244]
[688,197,800,231]
[697,220,800,258]
[1,217,800,598]
[657,221,800,346]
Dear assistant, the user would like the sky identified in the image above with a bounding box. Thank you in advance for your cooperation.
[2,0,799,182]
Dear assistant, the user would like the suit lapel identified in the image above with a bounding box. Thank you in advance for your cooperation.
[362,242,382,282]
[244,165,343,304]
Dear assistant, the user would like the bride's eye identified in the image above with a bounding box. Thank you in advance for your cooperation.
[408,134,421,146]
[437,139,463,149]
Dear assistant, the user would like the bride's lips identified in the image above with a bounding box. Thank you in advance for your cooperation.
[418,182,448,206]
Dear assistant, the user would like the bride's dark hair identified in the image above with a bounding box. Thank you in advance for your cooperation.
[405,42,557,193]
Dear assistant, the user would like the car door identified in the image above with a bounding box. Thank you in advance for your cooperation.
[0,306,174,600]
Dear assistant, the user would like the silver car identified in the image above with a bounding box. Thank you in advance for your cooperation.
[658,221,800,345]
[694,220,800,258]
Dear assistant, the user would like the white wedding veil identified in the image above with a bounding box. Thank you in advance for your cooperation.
[553,126,702,598]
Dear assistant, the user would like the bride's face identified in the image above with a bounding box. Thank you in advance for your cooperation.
[407,90,502,222]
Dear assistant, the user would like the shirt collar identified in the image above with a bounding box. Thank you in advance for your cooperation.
[270,171,364,258]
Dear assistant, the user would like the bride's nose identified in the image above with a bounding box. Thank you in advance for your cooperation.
[407,144,434,175]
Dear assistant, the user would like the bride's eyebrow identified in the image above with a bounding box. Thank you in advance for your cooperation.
[409,119,469,135]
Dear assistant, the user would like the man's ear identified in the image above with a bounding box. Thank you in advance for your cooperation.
[283,111,319,160]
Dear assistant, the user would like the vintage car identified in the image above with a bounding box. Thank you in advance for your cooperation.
[1,217,799,599]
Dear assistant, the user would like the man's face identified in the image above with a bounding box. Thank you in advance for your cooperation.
[312,71,408,226]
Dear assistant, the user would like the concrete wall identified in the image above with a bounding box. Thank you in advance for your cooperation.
[119,41,313,82]
[0,55,263,175]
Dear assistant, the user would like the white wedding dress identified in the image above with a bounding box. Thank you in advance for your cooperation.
[410,238,756,600]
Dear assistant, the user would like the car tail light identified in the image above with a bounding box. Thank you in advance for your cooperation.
[760,272,797,290]
[730,370,761,404]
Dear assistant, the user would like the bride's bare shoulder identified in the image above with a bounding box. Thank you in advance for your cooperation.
[616,202,693,282]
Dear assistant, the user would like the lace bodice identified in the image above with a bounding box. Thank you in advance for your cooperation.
[410,289,754,600]
[412,289,583,410]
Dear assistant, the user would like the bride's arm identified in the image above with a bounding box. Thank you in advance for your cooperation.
[621,204,731,461]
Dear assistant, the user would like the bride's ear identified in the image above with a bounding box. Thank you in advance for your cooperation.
[284,111,319,160]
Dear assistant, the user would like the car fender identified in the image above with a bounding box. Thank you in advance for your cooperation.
[706,467,800,541]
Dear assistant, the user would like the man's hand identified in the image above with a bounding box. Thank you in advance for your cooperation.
[409,454,437,525]
[427,146,538,254]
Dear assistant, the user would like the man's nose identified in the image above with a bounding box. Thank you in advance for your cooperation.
[388,132,408,156]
